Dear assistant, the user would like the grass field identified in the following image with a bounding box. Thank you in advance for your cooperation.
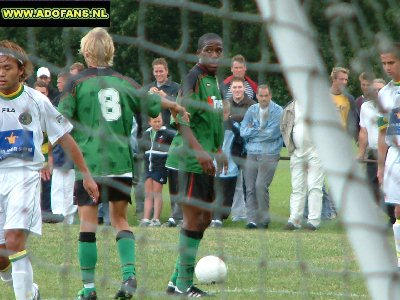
[3,158,383,300]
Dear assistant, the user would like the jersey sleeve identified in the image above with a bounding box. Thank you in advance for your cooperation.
[359,103,367,128]
[40,97,73,145]
[175,69,200,126]
[57,80,77,120]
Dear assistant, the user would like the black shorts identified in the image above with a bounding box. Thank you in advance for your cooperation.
[178,171,215,205]
[75,177,132,206]
[145,169,168,185]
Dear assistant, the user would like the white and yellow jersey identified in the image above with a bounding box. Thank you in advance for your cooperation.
[0,84,72,170]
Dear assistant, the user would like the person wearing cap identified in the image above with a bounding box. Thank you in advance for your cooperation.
[36,66,59,102]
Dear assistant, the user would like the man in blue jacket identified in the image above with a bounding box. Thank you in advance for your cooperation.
[240,84,283,229]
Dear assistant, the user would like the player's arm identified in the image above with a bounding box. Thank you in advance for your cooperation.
[357,127,368,160]
[377,127,388,184]
[159,96,187,120]
[57,133,99,201]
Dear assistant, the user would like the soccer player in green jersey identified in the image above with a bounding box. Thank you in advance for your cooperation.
[165,33,228,297]
[57,28,186,300]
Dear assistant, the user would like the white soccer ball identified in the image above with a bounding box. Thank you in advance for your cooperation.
[195,255,227,284]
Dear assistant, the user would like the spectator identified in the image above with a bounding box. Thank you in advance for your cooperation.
[281,99,324,231]
[48,72,77,225]
[143,58,182,227]
[330,67,358,139]
[221,54,258,101]
[36,66,59,101]
[69,62,85,75]
[144,58,180,127]
[211,100,240,227]
[34,80,64,223]
[240,84,283,229]
[226,76,256,221]
[139,114,175,227]
[355,71,376,117]
[228,76,256,123]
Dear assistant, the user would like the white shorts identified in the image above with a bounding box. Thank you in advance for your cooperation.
[0,168,42,244]
[51,168,76,217]
[383,147,400,205]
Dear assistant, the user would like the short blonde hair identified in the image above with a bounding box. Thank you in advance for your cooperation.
[330,67,349,80]
[373,78,386,85]
[80,27,114,67]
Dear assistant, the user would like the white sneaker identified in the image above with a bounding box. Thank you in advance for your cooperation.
[150,219,161,227]
[32,283,41,300]
[139,219,151,227]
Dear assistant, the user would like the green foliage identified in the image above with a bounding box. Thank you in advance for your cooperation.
[0,1,396,104]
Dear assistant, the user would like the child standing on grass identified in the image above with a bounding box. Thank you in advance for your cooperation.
[140,114,175,227]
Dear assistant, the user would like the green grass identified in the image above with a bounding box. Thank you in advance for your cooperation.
[3,158,374,299]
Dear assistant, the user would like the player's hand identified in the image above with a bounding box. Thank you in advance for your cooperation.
[41,163,52,181]
[197,150,216,176]
[215,151,228,175]
[170,103,189,122]
[83,175,100,203]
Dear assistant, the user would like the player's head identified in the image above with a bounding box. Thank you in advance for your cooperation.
[231,76,245,102]
[80,27,114,68]
[152,58,169,84]
[34,79,49,96]
[358,71,375,96]
[57,71,70,92]
[148,114,163,131]
[197,33,223,75]
[231,54,247,78]
[0,40,33,94]
[367,78,386,101]
[69,62,85,75]
[380,42,400,81]
[257,84,272,109]
[330,67,349,91]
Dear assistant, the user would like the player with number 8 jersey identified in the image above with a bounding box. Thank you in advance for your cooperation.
[57,28,186,300]
[59,68,161,179]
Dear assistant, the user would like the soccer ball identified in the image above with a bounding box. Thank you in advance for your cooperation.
[195,255,227,284]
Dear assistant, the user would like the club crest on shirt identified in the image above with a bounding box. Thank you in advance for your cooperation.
[19,112,32,125]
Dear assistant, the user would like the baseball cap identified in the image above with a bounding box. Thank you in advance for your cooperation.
[37,67,51,78]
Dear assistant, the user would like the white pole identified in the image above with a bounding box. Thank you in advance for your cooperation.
[256,0,400,299]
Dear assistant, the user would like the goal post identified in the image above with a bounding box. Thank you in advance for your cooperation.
[256,1,400,299]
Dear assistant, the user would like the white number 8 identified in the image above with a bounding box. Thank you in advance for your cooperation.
[98,88,121,121]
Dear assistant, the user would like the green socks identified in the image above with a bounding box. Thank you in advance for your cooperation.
[78,232,97,296]
[176,229,203,292]
[116,230,136,281]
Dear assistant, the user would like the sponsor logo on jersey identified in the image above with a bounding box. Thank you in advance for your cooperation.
[2,107,15,112]
[207,96,223,109]
[19,112,32,125]
[56,114,64,123]
[387,107,400,136]
[0,129,34,161]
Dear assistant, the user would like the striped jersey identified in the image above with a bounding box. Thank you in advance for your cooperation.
[0,84,72,170]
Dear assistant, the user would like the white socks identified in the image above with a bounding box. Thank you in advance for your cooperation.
[10,250,34,300]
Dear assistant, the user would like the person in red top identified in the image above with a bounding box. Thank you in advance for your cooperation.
[220,54,258,101]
